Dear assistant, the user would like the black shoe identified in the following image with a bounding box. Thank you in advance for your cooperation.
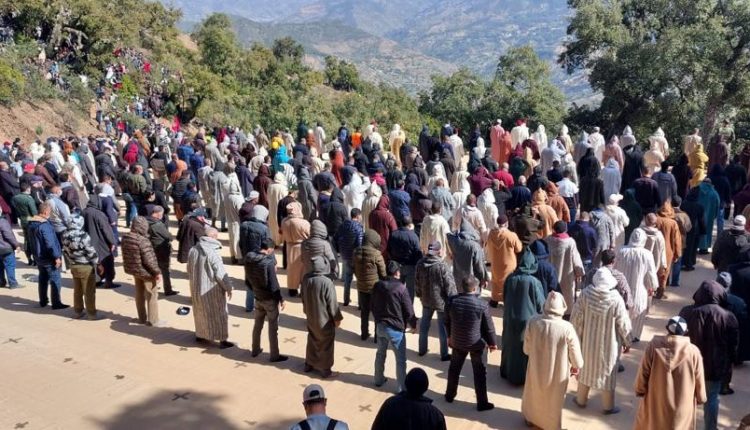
[39,301,48,308]
[603,406,621,415]
[374,377,388,387]
[164,290,179,297]
[196,337,209,343]
[288,289,298,298]
[52,304,70,310]
[444,395,454,403]
[96,281,105,287]
[251,348,263,357]
[477,402,494,412]
[720,386,735,395]
[441,354,452,362]
[698,249,709,255]
[304,363,313,373]
[231,257,238,265]
[489,300,499,308]
[270,355,289,363]
[682,265,695,272]
[618,363,625,373]
[632,338,640,344]
[361,333,370,341]
[105,283,121,289]
[219,340,235,349]
[418,351,427,357]
[343,301,350,307]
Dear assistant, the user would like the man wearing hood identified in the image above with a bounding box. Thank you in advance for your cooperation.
[353,230,387,341]
[680,281,739,430]
[147,206,178,296]
[387,216,423,303]
[121,216,162,326]
[530,239,559,295]
[177,209,208,264]
[500,248,545,386]
[486,214,523,307]
[322,187,348,240]
[368,195,397,255]
[83,194,117,289]
[578,155,605,213]
[372,368,447,430]
[296,166,318,222]
[302,220,338,282]
[267,172,289,247]
[522,291,583,430]
[545,221,584,315]
[334,208,364,306]
[601,158,621,200]
[61,213,98,318]
[615,228,659,342]
[419,201,451,260]
[654,202,683,299]
[635,316,706,429]
[246,238,287,362]
[711,215,750,272]
[445,276,497,412]
[28,201,66,309]
[302,256,344,378]
[621,133,644,192]
[187,227,234,348]
[681,188,706,271]
[572,268,631,415]
[453,195,488,243]
[447,219,487,290]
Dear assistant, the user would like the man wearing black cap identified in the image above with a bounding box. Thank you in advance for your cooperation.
[371,261,417,392]
[444,276,497,411]
[372,368,447,430]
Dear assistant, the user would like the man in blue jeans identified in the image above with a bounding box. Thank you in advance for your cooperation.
[416,241,457,361]
[371,261,416,392]
[334,208,363,307]
[679,280,739,430]
[27,201,68,309]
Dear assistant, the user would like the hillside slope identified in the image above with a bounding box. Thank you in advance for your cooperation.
[0,100,99,143]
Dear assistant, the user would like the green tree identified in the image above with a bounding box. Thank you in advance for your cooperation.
[272,37,304,62]
[561,0,750,140]
[0,59,25,106]
[418,68,487,133]
[324,56,361,91]
[193,13,240,77]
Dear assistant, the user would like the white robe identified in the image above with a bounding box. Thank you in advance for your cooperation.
[615,229,658,340]
[343,174,371,214]
[361,182,382,229]
[589,132,606,165]
[221,173,244,259]
[606,205,630,249]
[601,159,622,201]
[419,214,450,258]
[477,189,499,231]
[511,124,530,147]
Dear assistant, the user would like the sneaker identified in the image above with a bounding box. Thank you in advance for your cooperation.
[8,284,22,289]
[164,291,179,297]
[603,406,621,415]
[288,289,298,298]
[489,300,499,308]
[440,354,452,362]
[361,333,370,341]
[720,386,735,395]
[251,348,263,357]
[270,355,288,363]
[477,402,494,412]
[52,304,70,310]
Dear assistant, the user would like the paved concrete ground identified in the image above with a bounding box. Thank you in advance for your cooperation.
[1,217,748,430]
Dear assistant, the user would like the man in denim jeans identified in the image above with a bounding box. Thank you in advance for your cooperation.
[415,241,457,361]
[28,201,68,309]
[334,208,363,307]
[371,261,416,392]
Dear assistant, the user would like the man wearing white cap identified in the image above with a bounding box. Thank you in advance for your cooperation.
[634,316,706,429]
[571,267,631,415]
[711,215,750,272]
[290,384,349,430]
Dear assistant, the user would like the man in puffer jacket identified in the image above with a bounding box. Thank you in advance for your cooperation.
[121,216,162,326]
[415,241,457,361]
[353,229,386,341]
[62,213,99,319]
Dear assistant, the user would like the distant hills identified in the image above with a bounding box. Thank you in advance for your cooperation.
[164,0,592,100]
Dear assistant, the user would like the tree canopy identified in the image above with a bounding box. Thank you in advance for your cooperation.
[560,0,750,140]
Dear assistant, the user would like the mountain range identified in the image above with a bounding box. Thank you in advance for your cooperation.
[163,0,591,100]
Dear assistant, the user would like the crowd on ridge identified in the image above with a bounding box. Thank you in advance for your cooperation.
[0,117,748,430]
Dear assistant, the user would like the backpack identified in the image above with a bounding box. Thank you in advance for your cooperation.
[297,418,338,430]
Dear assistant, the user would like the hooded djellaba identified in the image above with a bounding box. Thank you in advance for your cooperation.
[500,248,545,386]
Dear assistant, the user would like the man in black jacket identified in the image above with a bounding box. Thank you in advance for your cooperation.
[445,276,497,412]
[245,238,287,363]
[83,194,117,289]
[147,206,178,296]
[371,261,417,392]
[386,216,423,303]
[371,368,447,430]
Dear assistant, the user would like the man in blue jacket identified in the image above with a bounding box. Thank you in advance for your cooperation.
[334,208,364,307]
[28,201,67,309]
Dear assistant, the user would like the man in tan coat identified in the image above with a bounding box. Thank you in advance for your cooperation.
[545,221,584,317]
[654,203,682,299]
[522,291,583,430]
[485,214,522,307]
[634,316,706,429]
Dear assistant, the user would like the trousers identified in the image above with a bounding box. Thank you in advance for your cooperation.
[134,277,159,325]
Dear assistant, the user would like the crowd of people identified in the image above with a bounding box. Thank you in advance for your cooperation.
[0,116,748,430]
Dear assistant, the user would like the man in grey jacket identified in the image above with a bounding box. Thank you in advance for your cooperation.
[415,241,457,361]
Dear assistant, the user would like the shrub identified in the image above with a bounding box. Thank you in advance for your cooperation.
[0,59,25,106]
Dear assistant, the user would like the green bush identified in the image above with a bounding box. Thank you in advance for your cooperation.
[0,60,25,106]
